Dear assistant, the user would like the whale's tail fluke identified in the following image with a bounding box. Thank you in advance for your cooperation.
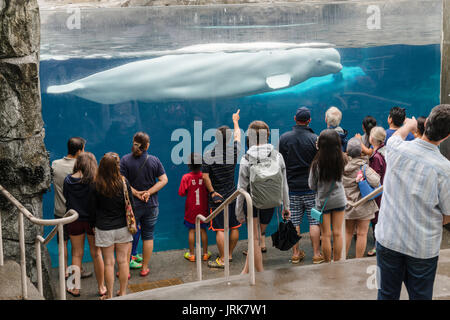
[47,82,84,94]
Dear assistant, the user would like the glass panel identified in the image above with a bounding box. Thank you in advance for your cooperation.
[39,1,442,266]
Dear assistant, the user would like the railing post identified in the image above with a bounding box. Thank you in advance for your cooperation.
[18,212,28,299]
[341,220,346,261]
[195,218,202,281]
[35,238,43,296]
[58,224,66,300]
[246,196,255,285]
[224,205,230,280]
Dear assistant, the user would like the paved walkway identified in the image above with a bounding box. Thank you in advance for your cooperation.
[50,228,450,300]
[116,249,450,300]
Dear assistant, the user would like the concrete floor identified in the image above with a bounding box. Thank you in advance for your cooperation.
[116,250,450,300]
[49,227,450,300]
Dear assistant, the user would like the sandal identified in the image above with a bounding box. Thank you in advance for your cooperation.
[261,247,267,253]
[184,252,196,262]
[367,248,377,256]
[99,294,109,300]
[202,252,212,261]
[98,288,107,297]
[207,257,225,269]
[140,268,150,277]
[67,288,80,297]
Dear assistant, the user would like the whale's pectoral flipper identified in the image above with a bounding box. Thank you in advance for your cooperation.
[47,82,85,94]
[266,74,291,89]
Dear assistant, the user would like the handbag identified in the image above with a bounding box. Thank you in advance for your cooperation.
[122,177,138,235]
[310,182,335,224]
[357,165,382,201]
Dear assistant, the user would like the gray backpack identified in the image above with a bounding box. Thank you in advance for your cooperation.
[245,150,284,209]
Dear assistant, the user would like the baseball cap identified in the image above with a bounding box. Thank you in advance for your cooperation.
[295,107,311,122]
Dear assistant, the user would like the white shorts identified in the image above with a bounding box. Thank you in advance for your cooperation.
[95,226,133,247]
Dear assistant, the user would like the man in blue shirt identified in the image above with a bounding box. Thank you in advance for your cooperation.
[120,132,168,277]
[279,107,323,264]
[376,104,450,300]
[384,106,415,143]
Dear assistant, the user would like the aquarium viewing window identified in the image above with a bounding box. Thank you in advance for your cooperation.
[39,0,442,266]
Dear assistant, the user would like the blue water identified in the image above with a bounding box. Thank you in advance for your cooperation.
[39,44,441,266]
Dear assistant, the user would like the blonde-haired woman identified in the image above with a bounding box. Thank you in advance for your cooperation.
[367,126,387,256]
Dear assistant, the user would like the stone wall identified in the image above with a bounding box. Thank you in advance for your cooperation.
[0,0,54,299]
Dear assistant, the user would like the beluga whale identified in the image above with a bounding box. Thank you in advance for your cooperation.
[46,42,342,104]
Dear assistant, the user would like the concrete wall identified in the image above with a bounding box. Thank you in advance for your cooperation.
[0,0,54,299]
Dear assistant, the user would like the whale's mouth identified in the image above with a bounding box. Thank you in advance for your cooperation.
[327,62,343,73]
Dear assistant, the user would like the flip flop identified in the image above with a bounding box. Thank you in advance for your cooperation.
[261,247,267,253]
[67,288,80,297]
[98,288,107,297]
[140,268,150,277]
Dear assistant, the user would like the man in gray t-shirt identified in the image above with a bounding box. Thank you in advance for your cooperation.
[52,137,88,278]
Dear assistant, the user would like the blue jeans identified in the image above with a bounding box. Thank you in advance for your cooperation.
[376,242,438,300]
[134,206,159,241]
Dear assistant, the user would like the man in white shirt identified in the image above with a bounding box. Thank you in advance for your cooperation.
[375,104,450,300]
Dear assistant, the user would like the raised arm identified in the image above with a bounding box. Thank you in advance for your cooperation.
[393,117,417,141]
[233,109,241,142]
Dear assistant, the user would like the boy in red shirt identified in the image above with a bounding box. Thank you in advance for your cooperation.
[178,153,211,262]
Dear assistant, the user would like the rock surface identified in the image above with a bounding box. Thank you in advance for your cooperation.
[0,0,54,300]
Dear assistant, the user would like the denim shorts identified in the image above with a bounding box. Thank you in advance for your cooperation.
[322,206,346,214]
[134,206,159,240]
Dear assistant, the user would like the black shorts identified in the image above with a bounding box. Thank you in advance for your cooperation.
[54,215,70,241]
[67,220,94,236]
[210,200,241,232]
[244,206,275,225]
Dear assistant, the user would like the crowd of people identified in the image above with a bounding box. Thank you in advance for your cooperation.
[52,103,450,300]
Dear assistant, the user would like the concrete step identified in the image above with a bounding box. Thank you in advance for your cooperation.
[0,260,44,300]
[115,249,450,300]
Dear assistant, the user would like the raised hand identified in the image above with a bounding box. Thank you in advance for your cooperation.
[232,109,240,123]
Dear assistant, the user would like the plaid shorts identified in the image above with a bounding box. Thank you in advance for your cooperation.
[289,193,319,227]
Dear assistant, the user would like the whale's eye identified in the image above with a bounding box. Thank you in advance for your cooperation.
[317,58,322,64]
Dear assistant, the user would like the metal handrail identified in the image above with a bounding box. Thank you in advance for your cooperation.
[0,184,78,300]
[195,188,255,285]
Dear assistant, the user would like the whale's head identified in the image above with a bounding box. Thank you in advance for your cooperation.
[309,48,343,77]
